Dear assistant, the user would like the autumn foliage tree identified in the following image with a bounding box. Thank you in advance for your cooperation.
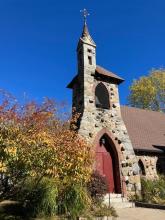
[0,90,93,199]
[128,69,165,112]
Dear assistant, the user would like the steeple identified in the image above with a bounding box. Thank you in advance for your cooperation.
[78,9,96,49]
[76,9,97,75]
[80,20,96,47]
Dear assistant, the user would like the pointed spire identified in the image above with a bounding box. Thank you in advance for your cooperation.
[79,9,96,47]
[81,20,90,38]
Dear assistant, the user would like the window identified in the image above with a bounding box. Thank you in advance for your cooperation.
[156,158,165,175]
[95,83,110,109]
[138,160,145,176]
[88,49,92,53]
[88,56,92,65]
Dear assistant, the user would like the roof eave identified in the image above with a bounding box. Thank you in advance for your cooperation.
[66,75,78,89]
[134,148,165,154]
[95,72,124,85]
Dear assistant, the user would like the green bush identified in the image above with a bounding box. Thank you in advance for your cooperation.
[58,184,91,220]
[19,177,58,217]
[87,171,108,204]
[141,175,165,204]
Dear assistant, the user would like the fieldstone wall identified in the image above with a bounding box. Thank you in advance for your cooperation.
[137,155,158,180]
[71,35,141,197]
[73,72,141,196]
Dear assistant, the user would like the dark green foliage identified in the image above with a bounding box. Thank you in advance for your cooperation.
[0,174,117,219]
[141,176,165,204]
[0,179,118,219]
[57,184,91,220]
[87,171,108,204]
[19,177,58,217]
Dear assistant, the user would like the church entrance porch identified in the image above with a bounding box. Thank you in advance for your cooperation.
[96,134,121,194]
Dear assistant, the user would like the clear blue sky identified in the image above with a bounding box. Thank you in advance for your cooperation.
[0,0,165,107]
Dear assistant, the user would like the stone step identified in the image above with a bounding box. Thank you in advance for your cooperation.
[110,201,135,209]
[103,193,134,208]
[104,193,122,199]
[104,200,134,208]
[105,197,128,203]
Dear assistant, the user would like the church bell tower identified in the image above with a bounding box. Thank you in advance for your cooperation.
[67,10,141,197]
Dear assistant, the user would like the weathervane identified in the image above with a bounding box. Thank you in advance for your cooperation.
[80,8,90,23]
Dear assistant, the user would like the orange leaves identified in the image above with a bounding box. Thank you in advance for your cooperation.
[0,93,93,189]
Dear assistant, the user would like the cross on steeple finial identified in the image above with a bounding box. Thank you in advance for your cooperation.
[79,8,96,47]
[80,8,90,23]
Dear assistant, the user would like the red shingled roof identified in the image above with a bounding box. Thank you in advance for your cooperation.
[121,106,165,153]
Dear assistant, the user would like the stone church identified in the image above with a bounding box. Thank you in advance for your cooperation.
[67,19,165,198]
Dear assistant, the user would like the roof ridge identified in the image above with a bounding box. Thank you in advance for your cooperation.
[121,105,165,115]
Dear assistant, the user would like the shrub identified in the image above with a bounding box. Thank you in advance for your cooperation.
[19,177,58,217]
[58,184,91,220]
[141,175,165,204]
[0,96,93,200]
[87,171,108,204]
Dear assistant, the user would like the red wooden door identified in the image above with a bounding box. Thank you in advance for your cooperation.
[103,152,115,192]
[96,143,115,193]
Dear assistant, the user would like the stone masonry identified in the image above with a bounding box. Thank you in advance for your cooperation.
[137,155,158,179]
[68,21,141,197]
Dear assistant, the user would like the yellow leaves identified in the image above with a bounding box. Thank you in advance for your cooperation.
[128,69,165,111]
[45,167,58,178]
[45,168,53,175]
[0,97,93,188]
[29,170,37,177]
[0,161,7,172]
[4,146,17,156]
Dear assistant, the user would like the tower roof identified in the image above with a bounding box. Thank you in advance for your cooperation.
[79,21,96,47]
[67,65,124,88]
[78,9,96,47]
[95,65,124,82]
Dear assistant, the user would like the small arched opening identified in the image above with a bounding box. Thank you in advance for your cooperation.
[156,157,165,175]
[138,160,146,176]
[95,83,110,109]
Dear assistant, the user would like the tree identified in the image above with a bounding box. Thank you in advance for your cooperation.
[128,69,165,112]
[0,90,93,198]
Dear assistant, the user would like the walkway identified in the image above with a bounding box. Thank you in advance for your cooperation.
[116,207,165,220]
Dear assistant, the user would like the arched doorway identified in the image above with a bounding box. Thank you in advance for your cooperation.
[96,134,121,193]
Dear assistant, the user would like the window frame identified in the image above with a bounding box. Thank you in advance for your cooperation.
[95,82,110,110]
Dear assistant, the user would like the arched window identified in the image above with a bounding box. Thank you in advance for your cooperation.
[138,160,145,176]
[95,83,110,109]
[156,158,165,175]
